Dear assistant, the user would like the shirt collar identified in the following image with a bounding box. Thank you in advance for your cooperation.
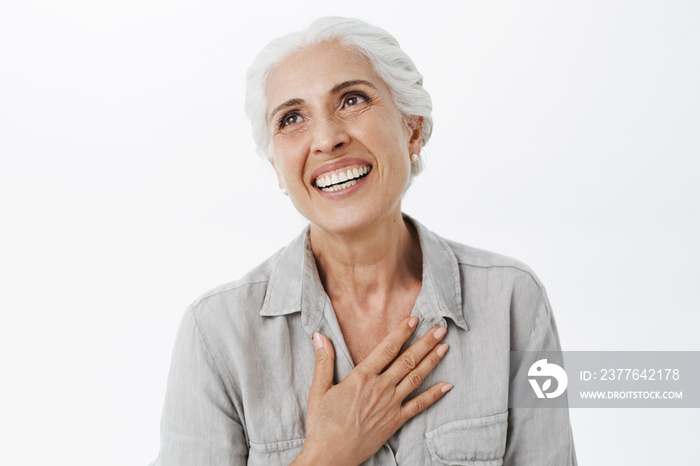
[259,215,469,334]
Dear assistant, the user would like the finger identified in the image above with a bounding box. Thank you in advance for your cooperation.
[383,326,447,384]
[360,316,419,374]
[309,332,335,400]
[395,343,449,399]
[399,382,453,423]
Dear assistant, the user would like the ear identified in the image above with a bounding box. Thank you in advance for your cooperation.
[268,157,285,191]
[407,116,423,156]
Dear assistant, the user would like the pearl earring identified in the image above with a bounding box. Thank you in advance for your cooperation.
[281,188,288,196]
[410,153,419,163]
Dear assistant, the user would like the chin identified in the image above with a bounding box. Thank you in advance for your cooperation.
[313,215,372,236]
[310,204,399,237]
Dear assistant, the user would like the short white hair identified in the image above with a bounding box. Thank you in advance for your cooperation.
[244,16,433,176]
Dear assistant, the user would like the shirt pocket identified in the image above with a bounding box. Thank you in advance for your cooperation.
[425,412,508,466]
[247,437,305,465]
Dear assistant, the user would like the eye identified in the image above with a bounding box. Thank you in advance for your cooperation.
[279,113,303,128]
[342,93,368,108]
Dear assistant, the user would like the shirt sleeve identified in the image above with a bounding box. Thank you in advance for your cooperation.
[504,288,578,466]
[152,306,248,465]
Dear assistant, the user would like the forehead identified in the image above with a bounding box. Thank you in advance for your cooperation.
[266,41,383,112]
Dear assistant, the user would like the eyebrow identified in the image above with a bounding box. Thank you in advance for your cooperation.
[330,79,377,95]
[268,98,304,123]
[268,80,378,123]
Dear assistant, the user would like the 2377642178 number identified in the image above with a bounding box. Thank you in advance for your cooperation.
[599,368,680,381]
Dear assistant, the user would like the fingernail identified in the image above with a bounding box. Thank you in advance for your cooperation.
[441,383,453,393]
[313,332,323,350]
[434,326,447,339]
[408,317,419,329]
[437,343,448,357]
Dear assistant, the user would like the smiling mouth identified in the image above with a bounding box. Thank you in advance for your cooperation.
[314,165,372,192]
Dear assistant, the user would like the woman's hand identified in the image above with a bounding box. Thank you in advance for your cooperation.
[292,317,451,466]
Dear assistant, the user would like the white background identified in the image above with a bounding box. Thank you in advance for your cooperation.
[1,1,698,465]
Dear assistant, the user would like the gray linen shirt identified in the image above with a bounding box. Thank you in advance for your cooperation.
[153,217,577,465]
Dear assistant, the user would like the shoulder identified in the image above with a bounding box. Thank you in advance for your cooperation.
[410,216,546,314]
[442,237,544,292]
[184,247,283,329]
[436,234,553,350]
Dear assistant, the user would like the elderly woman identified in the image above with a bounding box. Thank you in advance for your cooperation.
[154,17,577,466]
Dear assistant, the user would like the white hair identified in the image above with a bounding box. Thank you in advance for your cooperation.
[244,16,433,176]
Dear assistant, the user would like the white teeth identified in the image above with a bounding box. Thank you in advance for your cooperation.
[314,165,371,190]
[316,175,332,188]
[322,179,358,192]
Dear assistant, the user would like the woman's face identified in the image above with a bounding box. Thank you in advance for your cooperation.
[266,41,422,236]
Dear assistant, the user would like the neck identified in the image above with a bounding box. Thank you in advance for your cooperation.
[309,209,422,316]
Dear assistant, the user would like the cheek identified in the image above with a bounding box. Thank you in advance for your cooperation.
[273,130,309,158]
[272,145,306,185]
[376,116,412,157]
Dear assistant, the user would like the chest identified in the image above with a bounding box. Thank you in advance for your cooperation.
[334,311,407,364]
[232,313,511,465]
[329,286,421,364]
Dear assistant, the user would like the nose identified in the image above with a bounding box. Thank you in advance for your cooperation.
[310,117,349,155]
